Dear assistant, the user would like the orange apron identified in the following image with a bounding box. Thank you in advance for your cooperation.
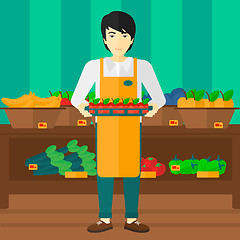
[97,58,140,177]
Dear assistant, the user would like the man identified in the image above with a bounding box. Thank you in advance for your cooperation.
[71,11,166,233]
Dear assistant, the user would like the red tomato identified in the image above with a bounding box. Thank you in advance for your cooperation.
[141,157,145,167]
[152,163,166,176]
[145,157,158,168]
[141,164,150,172]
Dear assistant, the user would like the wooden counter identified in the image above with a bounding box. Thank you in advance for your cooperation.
[0,124,240,209]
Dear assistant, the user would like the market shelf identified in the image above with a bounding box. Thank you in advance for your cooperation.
[1,124,240,209]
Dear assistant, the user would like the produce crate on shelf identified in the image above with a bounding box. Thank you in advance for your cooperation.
[177,108,239,129]
[142,105,183,126]
[55,105,94,127]
[1,108,64,129]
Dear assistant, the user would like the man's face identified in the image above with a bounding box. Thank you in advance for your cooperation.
[103,27,134,56]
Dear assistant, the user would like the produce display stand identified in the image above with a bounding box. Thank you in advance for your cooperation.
[0,124,240,209]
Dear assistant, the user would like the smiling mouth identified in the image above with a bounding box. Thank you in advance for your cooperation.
[115,48,123,50]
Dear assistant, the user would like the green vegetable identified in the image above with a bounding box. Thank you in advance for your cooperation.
[113,98,120,104]
[142,98,150,105]
[45,145,57,155]
[81,161,96,171]
[206,160,219,171]
[47,151,61,159]
[169,155,182,175]
[224,90,234,101]
[68,145,81,153]
[195,90,205,101]
[89,98,94,103]
[214,155,227,175]
[209,91,219,102]
[123,98,130,104]
[186,89,197,99]
[78,151,91,158]
[87,169,97,176]
[197,159,208,171]
[59,168,72,176]
[77,145,88,155]
[58,161,72,170]
[133,98,140,104]
[180,160,197,174]
[67,140,78,149]
[93,98,100,104]
[50,159,66,167]
[103,98,110,104]
[33,167,59,176]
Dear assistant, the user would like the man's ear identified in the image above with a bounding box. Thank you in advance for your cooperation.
[103,38,107,44]
[131,38,134,44]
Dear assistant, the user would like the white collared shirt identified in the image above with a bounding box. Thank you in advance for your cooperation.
[71,57,166,122]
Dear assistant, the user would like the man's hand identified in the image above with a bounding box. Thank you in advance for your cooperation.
[78,103,92,117]
[144,103,159,117]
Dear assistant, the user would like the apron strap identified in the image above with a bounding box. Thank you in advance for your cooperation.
[133,58,137,78]
[100,58,104,79]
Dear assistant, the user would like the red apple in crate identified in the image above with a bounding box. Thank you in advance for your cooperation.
[145,157,158,168]
[152,163,166,176]
[61,98,71,105]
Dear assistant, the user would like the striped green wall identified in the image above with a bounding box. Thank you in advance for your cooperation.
[0,0,240,124]
[0,0,30,124]
[30,0,61,97]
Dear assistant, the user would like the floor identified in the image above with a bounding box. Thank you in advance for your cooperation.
[0,194,240,240]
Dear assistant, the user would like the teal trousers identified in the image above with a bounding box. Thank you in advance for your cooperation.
[96,123,141,219]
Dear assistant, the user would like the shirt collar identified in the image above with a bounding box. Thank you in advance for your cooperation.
[105,57,133,73]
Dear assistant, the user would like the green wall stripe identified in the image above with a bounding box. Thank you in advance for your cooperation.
[0,0,30,124]
[212,0,240,124]
[30,0,61,97]
[122,0,151,61]
[151,0,182,93]
[61,0,91,93]
[91,0,121,60]
[182,0,212,93]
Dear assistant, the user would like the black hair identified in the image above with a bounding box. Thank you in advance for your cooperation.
[101,11,136,52]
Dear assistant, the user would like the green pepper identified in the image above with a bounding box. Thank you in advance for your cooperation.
[197,159,208,171]
[215,155,227,175]
[169,155,182,175]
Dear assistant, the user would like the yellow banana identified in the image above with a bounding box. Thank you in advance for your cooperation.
[36,97,61,108]
[2,91,33,107]
[20,94,36,108]
[35,95,61,105]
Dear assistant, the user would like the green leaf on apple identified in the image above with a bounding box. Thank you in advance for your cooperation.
[123,98,130,104]
[195,90,205,101]
[113,98,120,104]
[52,91,61,97]
[133,98,140,104]
[88,91,95,99]
[93,98,100,104]
[62,92,68,99]
[68,91,73,100]
[103,98,110,104]
[224,90,234,101]
[186,89,197,99]
[209,90,219,102]
[142,98,150,105]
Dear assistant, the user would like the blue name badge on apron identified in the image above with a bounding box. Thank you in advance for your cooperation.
[123,80,133,86]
